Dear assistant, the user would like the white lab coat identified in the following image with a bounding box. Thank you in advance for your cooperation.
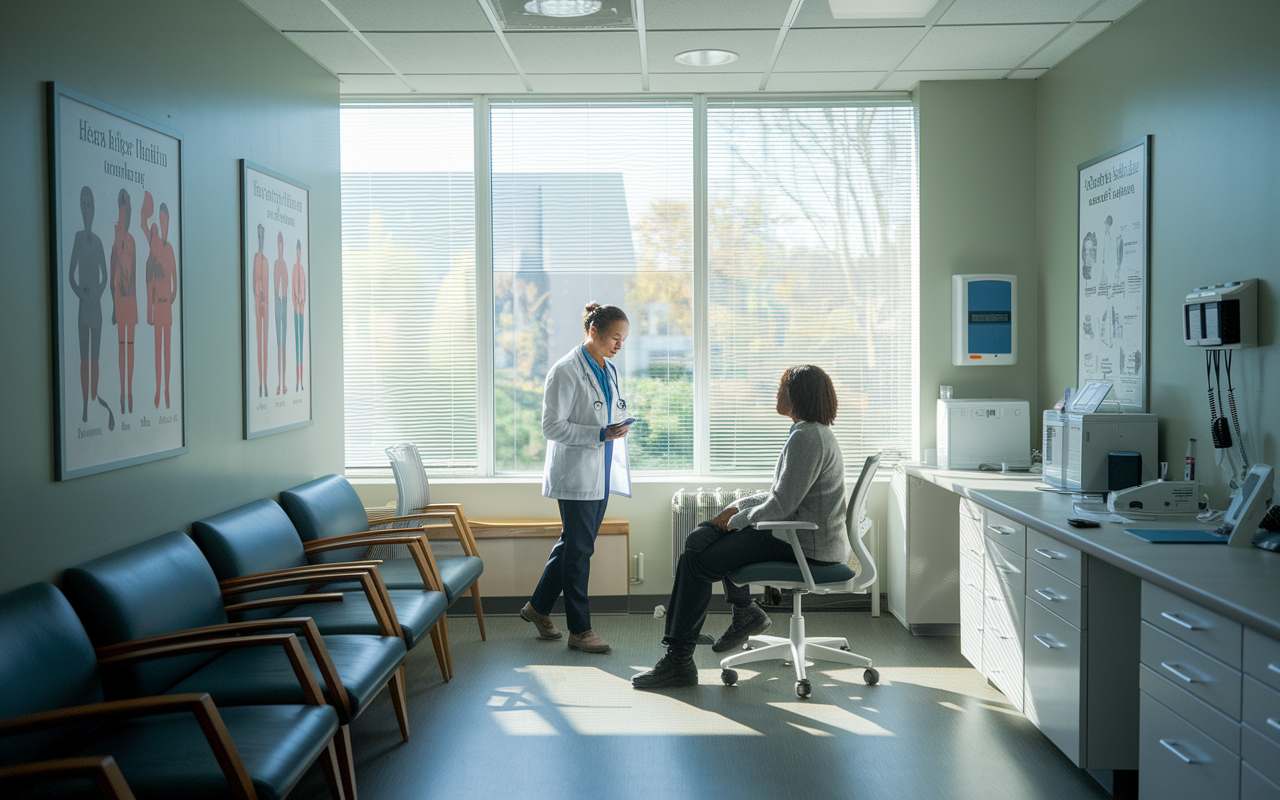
[541,347,632,501]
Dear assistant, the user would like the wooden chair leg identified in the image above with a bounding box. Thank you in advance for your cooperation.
[319,738,347,800]
[428,623,450,682]
[440,613,454,679]
[334,724,358,800]
[388,666,410,743]
[471,582,487,641]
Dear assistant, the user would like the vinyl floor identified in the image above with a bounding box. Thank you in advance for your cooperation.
[290,610,1113,800]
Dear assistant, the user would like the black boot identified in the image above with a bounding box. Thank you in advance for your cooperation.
[712,601,772,653]
[632,642,698,689]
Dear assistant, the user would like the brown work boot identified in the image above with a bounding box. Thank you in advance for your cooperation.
[520,602,562,640]
[567,629,612,654]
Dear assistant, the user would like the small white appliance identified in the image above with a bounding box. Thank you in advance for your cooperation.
[1065,412,1158,493]
[1042,410,1068,489]
[936,399,1031,470]
[1108,480,1198,517]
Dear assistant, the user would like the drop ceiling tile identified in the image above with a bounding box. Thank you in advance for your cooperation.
[764,71,886,91]
[1024,21,1108,68]
[409,74,531,93]
[791,0,946,28]
[880,69,1007,90]
[284,31,388,73]
[1010,69,1049,79]
[1083,0,1148,22]
[240,0,344,31]
[338,74,415,94]
[938,0,1096,25]
[506,31,641,73]
[644,0,794,30]
[363,32,515,73]
[899,23,1064,70]
[527,73,645,92]
[332,0,493,31]
[646,30,780,72]
[775,27,926,71]
[648,72,763,92]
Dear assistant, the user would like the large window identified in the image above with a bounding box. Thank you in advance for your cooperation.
[342,98,916,477]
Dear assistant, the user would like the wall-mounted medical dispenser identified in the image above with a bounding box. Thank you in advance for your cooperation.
[1183,279,1257,348]
[952,274,1017,365]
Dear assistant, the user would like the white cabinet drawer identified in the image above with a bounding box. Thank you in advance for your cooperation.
[1245,628,1280,693]
[960,549,984,596]
[961,583,984,671]
[1026,559,1085,630]
[984,509,1026,556]
[984,538,1025,595]
[1140,664,1240,755]
[984,623,1024,711]
[1024,597,1085,766]
[1244,676,1280,749]
[1142,622,1242,719]
[960,511,986,562]
[1142,581,1242,669]
[984,582,1025,644]
[1027,528,1082,585]
[960,497,982,521]
[1140,691,1240,800]
[1244,723,1280,791]
[1243,762,1280,800]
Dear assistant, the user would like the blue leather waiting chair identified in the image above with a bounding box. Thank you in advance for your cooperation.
[719,453,883,699]
[0,582,343,800]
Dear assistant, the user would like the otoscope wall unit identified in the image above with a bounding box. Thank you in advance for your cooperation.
[1183,279,1257,348]
[952,274,1017,365]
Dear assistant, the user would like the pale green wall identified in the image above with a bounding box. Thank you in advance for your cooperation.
[0,0,342,593]
[917,80,1041,452]
[1036,0,1279,507]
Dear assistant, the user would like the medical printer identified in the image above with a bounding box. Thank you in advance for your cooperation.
[936,398,1031,470]
[1064,411,1158,493]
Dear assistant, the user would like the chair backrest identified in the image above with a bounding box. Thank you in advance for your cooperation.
[279,474,373,565]
[845,453,882,590]
[386,443,430,516]
[0,583,104,766]
[63,531,230,699]
[191,499,312,618]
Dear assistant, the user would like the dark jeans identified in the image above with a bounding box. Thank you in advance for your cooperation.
[664,523,797,646]
[530,496,609,635]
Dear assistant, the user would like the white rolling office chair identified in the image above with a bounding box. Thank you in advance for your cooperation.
[719,452,882,698]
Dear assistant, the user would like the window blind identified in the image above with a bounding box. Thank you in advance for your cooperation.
[706,103,917,473]
[341,105,478,472]
[489,102,694,473]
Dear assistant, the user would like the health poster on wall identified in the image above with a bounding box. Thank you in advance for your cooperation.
[241,160,311,439]
[1077,136,1150,412]
[48,83,186,480]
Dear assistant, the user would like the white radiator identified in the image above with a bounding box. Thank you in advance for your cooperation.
[670,487,755,576]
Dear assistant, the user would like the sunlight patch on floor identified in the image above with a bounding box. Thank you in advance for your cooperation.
[787,721,835,737]
[524,665,762,737]
[824,666,1011,704]
[769,702,895,736]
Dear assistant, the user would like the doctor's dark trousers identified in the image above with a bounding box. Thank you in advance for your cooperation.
[531,440,613,635]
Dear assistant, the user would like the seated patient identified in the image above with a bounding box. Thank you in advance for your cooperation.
[633,365,849,689]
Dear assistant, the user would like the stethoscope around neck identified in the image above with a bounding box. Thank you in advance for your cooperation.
[582,355,626,413]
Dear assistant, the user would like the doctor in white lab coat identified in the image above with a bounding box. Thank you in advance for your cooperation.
[519,302,632,655]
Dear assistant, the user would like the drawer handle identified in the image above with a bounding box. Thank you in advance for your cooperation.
[1268,718,1280,732]
[1034,547,1068,560]
[1033,634,1062,649]
[968,547,982,557]
[1160,661,1199,684]
[1268,663,1280,676]
[995,565,1018,574]
[1158,739,1200,765]
[1035,588,1066,602]
[1160,611,1202,631]
[988,525,1016,536]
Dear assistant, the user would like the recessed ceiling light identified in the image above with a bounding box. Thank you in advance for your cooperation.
[828,0,934,19]
[524,0,602,17]
[674,49,739,67]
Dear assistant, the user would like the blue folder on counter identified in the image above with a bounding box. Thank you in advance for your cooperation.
[1125,528,1228,544]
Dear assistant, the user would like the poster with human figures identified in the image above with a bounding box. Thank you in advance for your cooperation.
[241,161,311,439]
[49,84,186,480]
[1078,136,1150,412]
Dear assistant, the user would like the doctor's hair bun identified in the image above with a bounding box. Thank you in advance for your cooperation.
[583,302,628,333]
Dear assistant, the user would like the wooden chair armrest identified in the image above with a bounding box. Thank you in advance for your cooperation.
[373,511,479,558]
[0,756,136,799]
[0,694,253,800]
[305,535,445,593]
[219,569,400,638]
[217,562,383,590]
[223,592,345,613]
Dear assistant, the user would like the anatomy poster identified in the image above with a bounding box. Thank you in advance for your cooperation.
[242,161,311,439]
[49,84,186,480]
[1077,136,1150,411]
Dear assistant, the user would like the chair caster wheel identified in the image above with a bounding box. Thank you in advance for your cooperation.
[742,642,753,651]
[795,679,811,698]
[721,669,738,686]
[864,668,879,685]
[840,644,851,651]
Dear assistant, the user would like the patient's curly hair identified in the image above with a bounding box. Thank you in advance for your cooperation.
[781,365,838,426]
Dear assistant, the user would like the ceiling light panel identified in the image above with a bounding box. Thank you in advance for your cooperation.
[828,0,935,19]
[646,30,778,72]
[643,0,795,31]
[283,31,389,72]
[674,50,738,66]
[505,31,641,73]
[791,0,941,26]
[362,32,518,73]
[1023,21,1109,69]
[775,27,925,71]
[938,0,1096,26]
[488,0,636,29]
[331,0,495,31]
[899,23,1064,70]
[241,0,345,31]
